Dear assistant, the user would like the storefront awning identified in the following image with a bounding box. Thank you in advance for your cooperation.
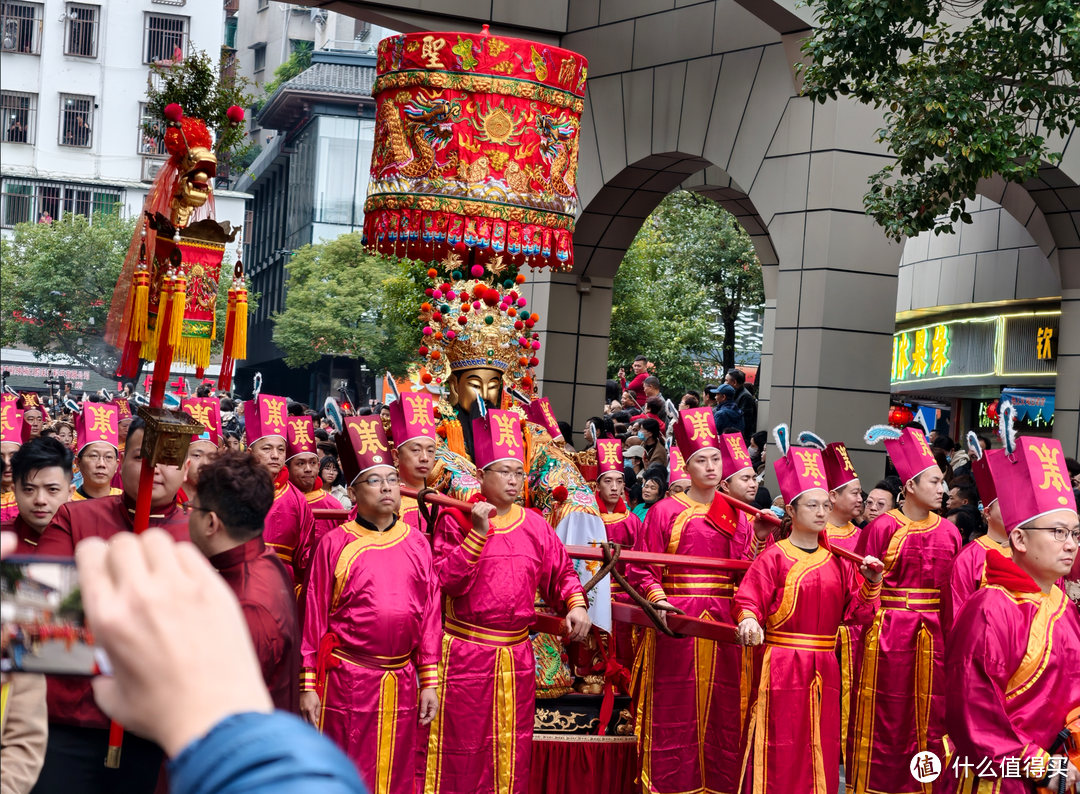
[1001,388,1054,421]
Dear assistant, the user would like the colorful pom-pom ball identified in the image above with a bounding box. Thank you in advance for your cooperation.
[529,357,539,367]
[518,356,529,367]
[473,301,482,310]
[420,302,432,313]
[503,279,514,289]
[425,287,434,297]
[432,312,442,321]
[508,308,517,317]
[517,298,527,308]
[422,326,433,336]
[457,316,468,325]
[483,289,500,306]
[521,376,533,387]
[514,321,524,331]
[446,290,457,300]
[419,345,429,355]
[472,284,487,298]
[515,274,526,284]
[427,268,438,279]
[430,350,441,360]
[531,341,541,350]
[433,331,443,340]
[226,105,245,124]
[525,319,535,328]
[452,270,463,280]
[484,315,494,325]
[519,338,529,347]
[433,290,443,300]
[164,102,184,122]
[470,265,485,278]
[446,330,456,340]
[421,373,433,384]
[552,485,568,502]
[441,282,451,292]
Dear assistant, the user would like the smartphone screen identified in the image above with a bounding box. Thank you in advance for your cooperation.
[1,555,106,676]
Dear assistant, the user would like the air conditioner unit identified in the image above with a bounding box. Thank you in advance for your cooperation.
[142,157,165,183]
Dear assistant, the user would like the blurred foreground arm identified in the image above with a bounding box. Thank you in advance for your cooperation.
[75,530,365,794]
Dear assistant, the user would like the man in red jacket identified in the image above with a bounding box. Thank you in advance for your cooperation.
[619,355,650,408]
[33,415,190,794]
[186,451,299,714]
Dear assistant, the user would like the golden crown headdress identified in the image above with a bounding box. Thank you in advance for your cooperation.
[416,253,540,395]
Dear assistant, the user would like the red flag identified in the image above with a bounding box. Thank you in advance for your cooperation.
[705,492,738,537]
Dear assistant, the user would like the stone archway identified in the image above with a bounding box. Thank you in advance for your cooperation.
[287,0,1077,460]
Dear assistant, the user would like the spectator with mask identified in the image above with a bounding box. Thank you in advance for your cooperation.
[748,431,768,472]
[710,384,744,434]
[635,417,667,475]
[724,369,756,435]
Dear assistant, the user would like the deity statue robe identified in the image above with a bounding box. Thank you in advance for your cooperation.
[264,469,316,590]
[938,551,1080,794]
[303,517,441,794]
[826,519,864,773]
[598,497,642,671]
[626,491,752,794]
[849,509,961,794]
[733,539,881,794]
[939,534,1011,636]
[424,504,587,794]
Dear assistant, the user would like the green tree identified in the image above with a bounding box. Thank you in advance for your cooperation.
[1,213,256,378]
[609,192,764,399]
[272,233,425,376]
[799,0,1080,242]
[253,42,314,112]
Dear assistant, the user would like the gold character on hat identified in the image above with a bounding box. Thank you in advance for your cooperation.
[351,422,387,455]
[687,412,714,442]
[86,406,113,436]
[1030,443,1069,493]
[795,450,826,481]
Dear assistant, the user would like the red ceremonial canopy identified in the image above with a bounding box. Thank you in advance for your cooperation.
[363,26,588,271]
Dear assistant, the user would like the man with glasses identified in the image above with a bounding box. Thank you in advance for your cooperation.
[387,391,440,536]
[185,451,299,713]
[70,402,123,501]
[424,408,590,794]
[941,435,1079,794]
[300,415,440,794]
[35,415,190,794]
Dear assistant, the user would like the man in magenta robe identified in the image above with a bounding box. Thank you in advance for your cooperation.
[940,437,1011,635]
[285,414,343,575]
[388,391,441,536]
[940,434,1079,794]
[628,407,770,794]
[850,426,962,794]
[1,396,27,522]
[424,409,591,794]
[719,430,767,558]
[186,451,300,713]
[2,438,74,554]
[301,415,440,793]
[594,437,642,670]
[245,393,314,588]
[34,415,190,794]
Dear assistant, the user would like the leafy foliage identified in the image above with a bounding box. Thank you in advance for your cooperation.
[253,42,314,113]
[1,213,256,378]
[143,47,257,164]
[609,192,764,398]
[799,0,1080,241]
[272,233,426,376]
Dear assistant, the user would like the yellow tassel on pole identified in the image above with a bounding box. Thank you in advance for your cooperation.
[128,271,150,342]
[168,277,186,348]
[231,289,248,359]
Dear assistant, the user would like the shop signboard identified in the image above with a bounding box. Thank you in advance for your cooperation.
[892,311,1059,385]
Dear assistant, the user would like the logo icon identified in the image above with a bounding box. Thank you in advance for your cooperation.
[910,751,941,783]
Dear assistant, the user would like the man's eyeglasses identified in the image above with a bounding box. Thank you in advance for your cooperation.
[359,475,400,488]
[487,468,525,482]
[81,452,117,464]
[178,503,211,516]
[1024,527,1080,543]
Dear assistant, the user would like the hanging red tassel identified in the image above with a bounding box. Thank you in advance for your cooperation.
[217,286,237,392]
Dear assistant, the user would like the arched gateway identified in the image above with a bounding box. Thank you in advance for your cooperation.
[287,0,1080,463]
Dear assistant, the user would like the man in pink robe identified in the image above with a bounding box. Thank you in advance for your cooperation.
[245,393,315,588]
[300,415,441,794]
[940,439,1011,635]
[628,408,770,794]
[939,434,1079,794]
[1,396,27,523]
[719,431,767,559]
[388,391,441,537]
[424,409,591,794]
[851,426,962,794]
[594,437,642,670]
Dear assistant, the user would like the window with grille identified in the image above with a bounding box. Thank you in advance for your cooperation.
[2,91,36,144]
[64,3,97,58]
[254,44,265,72]
[1,178,122,227]
[145,13,187,64]
[224,16,236,49]
[137,102,167,156]
[59,94,93,147]
[2,2,42,54]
